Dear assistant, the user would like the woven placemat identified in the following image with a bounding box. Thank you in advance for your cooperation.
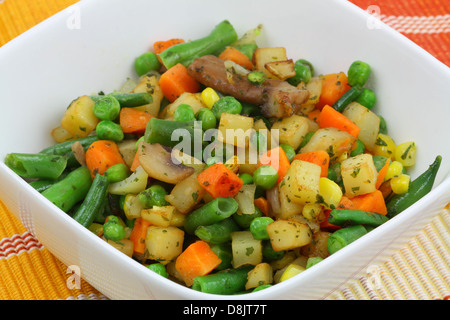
[0,0,449,300]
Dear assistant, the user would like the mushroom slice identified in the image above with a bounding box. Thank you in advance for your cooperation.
[138,141,195,184]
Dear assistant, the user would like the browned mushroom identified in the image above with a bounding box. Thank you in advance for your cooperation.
[138,141,194,184]
[187,55,309,118]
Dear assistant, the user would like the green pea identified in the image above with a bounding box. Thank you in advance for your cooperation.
[93,96,121,121]
[279,144,296,162]
[232,207,262,229]
[239,173,253,185]
[350,139,365,157]
[196,108,217,131]
[347,60,371,87]
[96,120,124,142]
[247,70,267,85]
[135,52,161,76]
[105,163,130,183]
[211,96,242,120]
[250,216,274,240]
[146,263,169,278]
[253,165,278,190]
[262,240,284,261]
[355,88,376,109]
[306,256,323,269]
[139,184,169,208]
[287,59,313,86]
[240,102,260,117]
[103,216,126,241]
[174,104,195,122]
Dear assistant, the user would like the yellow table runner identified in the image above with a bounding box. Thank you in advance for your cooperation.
[1,0,449,300]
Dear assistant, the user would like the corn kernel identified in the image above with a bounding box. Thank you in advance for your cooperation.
[279,263,305,282]
[394,141,417,167]
[302,203,322,221]
[373,133,396,159]
[384,160,403,181]
[319,177,343,210]
[390,174,410,194]
[201,87,220,109]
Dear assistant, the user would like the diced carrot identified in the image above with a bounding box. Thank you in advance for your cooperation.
[257,146,291,184]
[197,163,243,198]
[254,197,269,216]
[129,217,152,255]
[218,46,254,70]
[85,140,126,178]
[158,63,201,102]
[307,108,321,123]
[376,157,391,189]
[119,107,153,135]
[336,196,356,210]
[130,151,140,172]
[320,209,341,231]
[293,150,330,177]
[153,38,185,64]
[349,189,387,215]
[175,240,222,286]
[316,72,351,110]
[317,105,361,138]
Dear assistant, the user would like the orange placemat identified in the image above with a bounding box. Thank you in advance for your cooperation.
[0,0,449,301]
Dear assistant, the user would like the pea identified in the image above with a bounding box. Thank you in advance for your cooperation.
[350,139,365,157]
[239,173,253,185]
[93,96,121,121]
[240,102,260,117]
[103,216,126,241]
[253,165,278,190]
[232,207,263,229]
[146,263,169,278]
[134,52,161,76]
[287,59,313,86]
[196,108,217,131]
[347,60,371,87]
[250,216,274,240]
[247,70,267,85]
[279,144,296,162]
[105,163,130,183]
[211,96,242,120]
[139,184,169,208]
[356,88,376,109]
[205,156,221,167]
[174,104,195,122]
[262,240,284,261]
[96,120,124,142]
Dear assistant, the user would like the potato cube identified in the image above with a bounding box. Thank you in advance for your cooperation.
[145,226,184,263]
[279,160,321,205]
[341,153,378,197]
[343,102,380,152]
[271,115,309,150]
[253,47,288,79]
[165,173,205,214]
[245,262,273,290]
[60,95,98,138]
[267,220,312,251]
[231,231,262,268]
[141,206,175,227]
[132,75,164,117]
[265,59,296,81]
[218,113,254,148]
[161,92,205,119]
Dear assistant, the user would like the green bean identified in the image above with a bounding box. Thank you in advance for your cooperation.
[29,179,56,193]
[262,240,285,261]
[347,60,371,87]
[211,96,242,120]
[210,243,233,271]
[232,207,263,229]
[350,139,365,157]
[93,95,121,121]
[328,209,389,227]
[233,43,258,60]
[252,284,272,292]
[306,256,323,269]
[194,217,240,244]
[105,92,153,108]
[327,225,368,255]
[332,85,364,112]
[96,120,124,142]
[253,165,278,190]
[5,153,67,180]
[144,118,201,150]
[139,184,169,208]
[104,163,130,183]
[249,217,274,240]
[146,263,169,278]
[159,20,238,69]
[184,197,238,234]
[41,166,92,212]
[298,131,314,151]
[355,88,376,109]
[135,52,161,76]
[191,265,253,295]
[247,70,267,85]
[102,215,126,241]
[386,155,442,218]
[72,173,109,228]
[174,104,195,122]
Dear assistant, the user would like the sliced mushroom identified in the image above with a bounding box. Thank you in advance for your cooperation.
[138,141,195,184]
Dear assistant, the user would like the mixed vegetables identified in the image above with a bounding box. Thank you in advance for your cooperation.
[4,20,442,295]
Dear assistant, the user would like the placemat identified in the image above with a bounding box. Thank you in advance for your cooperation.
[0,0,449,300]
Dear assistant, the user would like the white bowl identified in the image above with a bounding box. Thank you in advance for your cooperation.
[0,0,449,300]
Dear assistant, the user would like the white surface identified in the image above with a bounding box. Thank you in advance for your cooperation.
[0,0,449,299]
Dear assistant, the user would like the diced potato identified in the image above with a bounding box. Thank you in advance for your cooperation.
[51,126,74,143]
[117,139,138,167]
[300,127,356,162]
[299,76,323,108]
[161,92,205,119]
[108,165,148,195]
[341,153,378,197]
[278,185,304,219]
[123,194,144,220]
[141,206,175,227]
[265,59,296,81]
[235,184,256,215]
[253,118,276,150]
[132,75,164,117]
[60,95,98,138]
[269,251,296,271]
[270,115,309,150]
[145,226,185,263]
[165,173,205,214]
[343,102,380,152]
[267,220,312,252]
[300,231,332,258]
[231,231,263,268]
[279,160,321,205]
[107,239,134,257]
[245,262,273,290]
[288,214,320,234]
[236,146,259,175]
[253,47,288,79]
[171,149,206,173]
[218,113,254,148]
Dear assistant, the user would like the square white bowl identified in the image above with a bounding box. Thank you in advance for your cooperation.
[0,0,449,300]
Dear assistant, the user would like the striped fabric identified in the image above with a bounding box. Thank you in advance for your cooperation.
[0,0,449,300]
